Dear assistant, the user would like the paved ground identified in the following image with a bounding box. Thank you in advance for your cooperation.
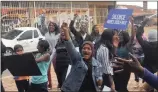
[2,65,146,91]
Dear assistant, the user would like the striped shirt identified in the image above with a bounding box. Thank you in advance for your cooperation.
[96,44,113,75]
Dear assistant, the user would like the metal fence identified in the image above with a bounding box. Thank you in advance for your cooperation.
[1,1,112,33]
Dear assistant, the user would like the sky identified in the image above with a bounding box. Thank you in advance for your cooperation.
[117,2,157,9]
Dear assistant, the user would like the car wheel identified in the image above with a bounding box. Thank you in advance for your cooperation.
[5,48,13,55]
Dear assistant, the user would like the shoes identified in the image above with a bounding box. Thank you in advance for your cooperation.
[48,87,52,90]
[48,84,52,90]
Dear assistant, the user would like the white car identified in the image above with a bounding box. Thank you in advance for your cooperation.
[2,27,45,54]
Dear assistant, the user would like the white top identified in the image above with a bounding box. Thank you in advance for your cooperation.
[45,32,60,51]
[82,33,87,40]
[45,32,60,62]
[96,44,113,75]
[103,86,111,91]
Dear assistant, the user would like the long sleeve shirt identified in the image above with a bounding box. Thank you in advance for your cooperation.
[45,32,60,52]
[142,68,158,89]
[96,44,113,75]
[45,32,60,63]
[136,27,158,73]
[61,39,102,92]
[69,20,93,52]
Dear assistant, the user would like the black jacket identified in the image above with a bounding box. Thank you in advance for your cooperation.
[55,40,72,67]
[136,26,158,73]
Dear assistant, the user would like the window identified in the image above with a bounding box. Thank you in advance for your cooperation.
[59,4,66,8]
[46,2,52,7]
[53,3,59,8]
[34,30,39,38]
[2,1,10,7]
[42,2,45,8]
[72,2,88,9]
[20,1,29,8]
[11,2,19,7]
[96,8,108,24]
[73,4,80,8]
[19,30,32,40]
[3,30,23,40]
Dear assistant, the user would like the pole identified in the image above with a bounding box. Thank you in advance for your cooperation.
[87,2,90,34]
[71,1,72,14]
[28,2,31,27]
[34,1,37,27]
[94,4,97,24]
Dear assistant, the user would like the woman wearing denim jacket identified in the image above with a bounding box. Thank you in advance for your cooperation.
[60,23,103,92]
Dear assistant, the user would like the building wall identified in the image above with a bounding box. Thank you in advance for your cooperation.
[1,1,115,32]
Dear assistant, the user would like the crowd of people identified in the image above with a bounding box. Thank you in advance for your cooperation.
[1,14,158,92]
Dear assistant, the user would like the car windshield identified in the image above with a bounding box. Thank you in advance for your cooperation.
[3,29,23,40]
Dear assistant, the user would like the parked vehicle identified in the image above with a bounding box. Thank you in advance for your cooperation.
[2,27,45,55]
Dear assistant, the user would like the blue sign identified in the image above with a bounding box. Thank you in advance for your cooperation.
[104,9,133,30]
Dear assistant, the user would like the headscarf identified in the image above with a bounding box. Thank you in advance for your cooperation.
[81,41,95,58]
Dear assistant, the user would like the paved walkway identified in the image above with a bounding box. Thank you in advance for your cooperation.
[2,65,145,91]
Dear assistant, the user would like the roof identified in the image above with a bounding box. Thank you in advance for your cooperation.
[14,27,38,31]
[117,5,153,17]
[147,9,157,14]
[117,5,143,11]
[134,14,152,18]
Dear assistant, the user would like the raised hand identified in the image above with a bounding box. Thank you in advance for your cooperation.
[61,22,70,41]
[129,16,135,43]
[129,16,134,24]
[73,14,78,21]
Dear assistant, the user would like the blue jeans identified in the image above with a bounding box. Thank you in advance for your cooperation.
[28,82,48,92]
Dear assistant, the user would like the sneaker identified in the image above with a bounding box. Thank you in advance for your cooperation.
[48,84,52,90]
[48,87,52,90]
